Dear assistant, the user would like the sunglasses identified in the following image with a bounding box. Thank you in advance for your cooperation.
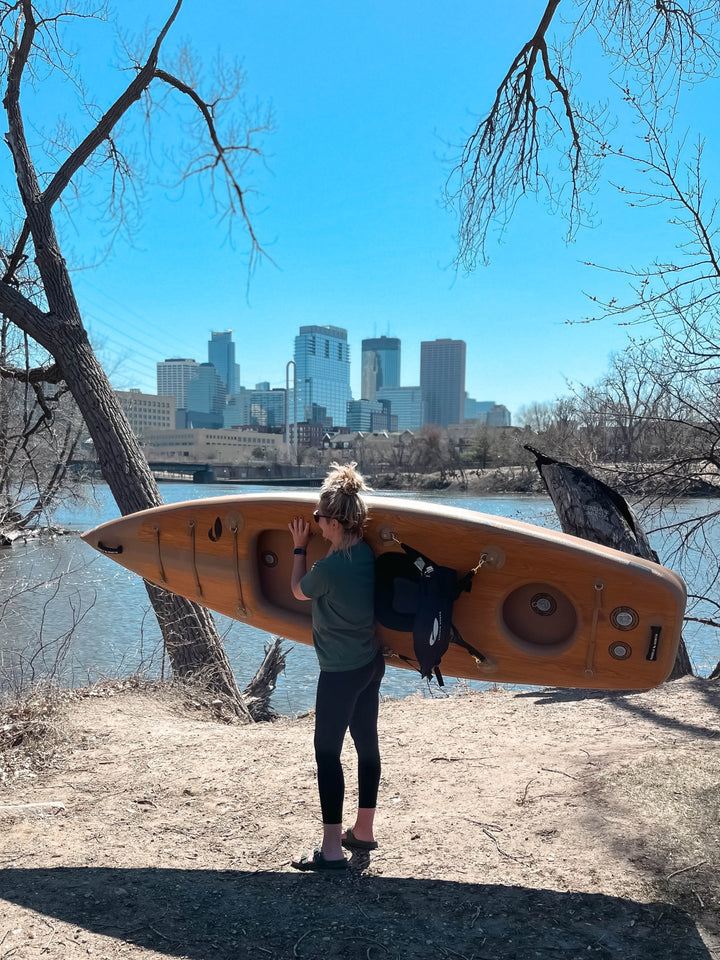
[313,510,332,523]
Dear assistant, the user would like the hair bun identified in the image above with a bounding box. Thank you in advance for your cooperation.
[319,462,371,540]
[321,461,371,497]
[326,461,369,495]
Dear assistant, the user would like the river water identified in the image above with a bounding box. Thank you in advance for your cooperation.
[0,482,716,714]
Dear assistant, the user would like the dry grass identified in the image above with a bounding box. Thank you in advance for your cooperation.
[0,686,67,786]
[604,750,720,920]
[0,673,259,788]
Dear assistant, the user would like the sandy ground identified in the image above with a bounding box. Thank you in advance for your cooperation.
[1,675,719,960]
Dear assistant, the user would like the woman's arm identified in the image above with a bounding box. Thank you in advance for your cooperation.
[288,517,311,601]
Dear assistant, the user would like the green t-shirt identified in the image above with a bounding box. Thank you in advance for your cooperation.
[300,540,377,672]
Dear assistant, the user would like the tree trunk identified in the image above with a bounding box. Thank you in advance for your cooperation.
[525,446,694,680]
[63,337,253,717]
[242,638,289,721]
[0,214,251,719]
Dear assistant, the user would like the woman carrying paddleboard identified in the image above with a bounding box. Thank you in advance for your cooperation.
[288,461,384,871]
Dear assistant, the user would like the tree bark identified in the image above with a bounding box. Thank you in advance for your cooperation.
[242,638,289,721]
[526,446,694,680]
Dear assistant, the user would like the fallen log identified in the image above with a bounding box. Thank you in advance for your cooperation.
[525,446,693,680]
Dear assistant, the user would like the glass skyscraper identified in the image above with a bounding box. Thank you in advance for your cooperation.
[186,363,227,428]
[361,336,401,401]
[208,330,239,395]
[420,339,466,428]
[294,325,351,428]
[377,385,424,431]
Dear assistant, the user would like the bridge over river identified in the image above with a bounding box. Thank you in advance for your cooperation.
[151,462,323,485]
[71,459,323,486]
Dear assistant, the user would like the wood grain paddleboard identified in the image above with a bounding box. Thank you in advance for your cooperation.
[81,493,687,690]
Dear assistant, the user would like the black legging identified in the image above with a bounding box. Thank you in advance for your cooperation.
[313,650,385,825]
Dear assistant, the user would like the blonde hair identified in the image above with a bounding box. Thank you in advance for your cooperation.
[319,461,371,541]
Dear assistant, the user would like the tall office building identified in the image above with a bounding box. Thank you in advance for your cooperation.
[465,397,512,426]
[294,325,351,428]
[249,385,286,427]
[208,330,239,395]
[224,388,250,428]
[420,339,466,428]
[361,336,401,401]
[156,358,199,410]
[377,385,425,431]
[346,399,394,432]
[186,363,227,428]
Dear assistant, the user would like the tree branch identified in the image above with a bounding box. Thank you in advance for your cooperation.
[0,360,62,384]
[446,0,592,269]
[0,279,55,353]
[42,0,183,211]
[153,66,267,264]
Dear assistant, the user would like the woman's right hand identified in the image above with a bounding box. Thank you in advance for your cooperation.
[288,517,311,550]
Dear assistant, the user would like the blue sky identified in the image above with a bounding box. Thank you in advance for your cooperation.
[44,1,719,420]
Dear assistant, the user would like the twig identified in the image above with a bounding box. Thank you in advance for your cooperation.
[366,942,389,959]
[439,946,472,960]
[517,778,537,805]
[0,852,35,865]
[147,923,177,943]
[293,931,311,957]
[0,933,17,960]
[430,756,494,766]
[666,859,708,880]
[482,828,527,862]
[463,819,503,831]
[40,918,56,955]
[541,767,580,780]
[0,802,66,814]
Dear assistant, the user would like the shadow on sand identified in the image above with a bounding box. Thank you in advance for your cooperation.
[0,866,711,959]
[516,679,720,742]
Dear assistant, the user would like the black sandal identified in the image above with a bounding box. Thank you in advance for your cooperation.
[291,848,348,872]
[341,828,378,851]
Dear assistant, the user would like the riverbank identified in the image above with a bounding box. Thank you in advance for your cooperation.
[372,465,544,495]
[373,464,720,498]
[1,676,718,959]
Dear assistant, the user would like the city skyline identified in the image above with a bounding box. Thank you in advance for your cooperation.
[65,3,720,420]
[153,325,512,416]
[155,326,507,429]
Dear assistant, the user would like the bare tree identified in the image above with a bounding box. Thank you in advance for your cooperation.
[0,2,271,717]
[0,320,86,540]
[447,0,720,269]
[450,1,720,676]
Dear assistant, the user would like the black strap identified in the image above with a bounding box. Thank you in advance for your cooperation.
[450,625,486,663]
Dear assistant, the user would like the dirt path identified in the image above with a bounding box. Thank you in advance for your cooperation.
[1,676,719,959]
